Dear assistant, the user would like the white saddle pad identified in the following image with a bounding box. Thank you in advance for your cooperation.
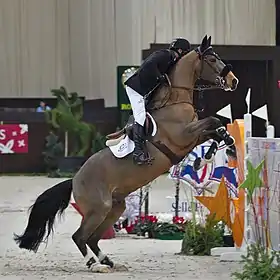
[108,112,157,158]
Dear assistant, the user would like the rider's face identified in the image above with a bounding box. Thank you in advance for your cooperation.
[174,49,182,58]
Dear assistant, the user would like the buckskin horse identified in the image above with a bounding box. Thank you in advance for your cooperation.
[14,35,239,273]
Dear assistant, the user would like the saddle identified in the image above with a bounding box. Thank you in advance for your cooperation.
[106,114,154,147]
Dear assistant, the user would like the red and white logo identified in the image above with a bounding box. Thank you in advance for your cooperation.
[0,124,28,154]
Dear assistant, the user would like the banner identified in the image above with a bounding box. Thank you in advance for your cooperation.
[169,140,238,196]
[117,66,139,111]
[0,124,28,154]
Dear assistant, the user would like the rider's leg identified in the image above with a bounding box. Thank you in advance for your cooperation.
[125,86,150,165]
[125,86,146,126]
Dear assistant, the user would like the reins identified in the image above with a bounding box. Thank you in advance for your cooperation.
[147,82,221,112]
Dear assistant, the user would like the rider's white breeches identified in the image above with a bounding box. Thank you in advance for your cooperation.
[125,86,146,126]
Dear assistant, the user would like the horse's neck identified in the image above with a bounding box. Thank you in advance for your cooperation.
[170,51,198,91]
[149,52,198,109]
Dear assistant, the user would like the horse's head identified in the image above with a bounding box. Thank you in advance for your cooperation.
[194,35,239,91]
[150,35,239,111]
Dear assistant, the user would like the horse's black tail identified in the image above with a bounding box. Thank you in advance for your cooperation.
[14,179,73,253]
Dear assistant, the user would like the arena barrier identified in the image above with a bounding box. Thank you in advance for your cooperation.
[247,137,280,251]
[211,89,279,261]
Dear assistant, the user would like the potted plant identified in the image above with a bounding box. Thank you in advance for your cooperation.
[45,86,93,173]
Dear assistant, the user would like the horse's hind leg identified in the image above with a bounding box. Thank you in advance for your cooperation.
[86,199,128,271]
[71,189,113,272]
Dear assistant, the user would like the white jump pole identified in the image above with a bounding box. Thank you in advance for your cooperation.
[242,88,252,249]
[266,122,275,138]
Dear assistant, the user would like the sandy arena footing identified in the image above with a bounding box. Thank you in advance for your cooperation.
[0,176,241,280]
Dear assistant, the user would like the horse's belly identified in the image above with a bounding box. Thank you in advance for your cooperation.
[107,146,172,194]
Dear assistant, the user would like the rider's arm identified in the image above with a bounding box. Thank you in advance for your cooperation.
[144,50,176,84]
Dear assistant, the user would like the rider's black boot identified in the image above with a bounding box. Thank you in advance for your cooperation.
[133,123,150,165]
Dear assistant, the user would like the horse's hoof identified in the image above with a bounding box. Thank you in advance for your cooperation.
[204,154,214,163]
[90,263,112,273]
[113,263,129,272]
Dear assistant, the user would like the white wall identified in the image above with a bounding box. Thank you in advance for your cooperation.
[0,0,276,106]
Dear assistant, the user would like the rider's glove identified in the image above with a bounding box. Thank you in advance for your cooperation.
[157,74,167,84]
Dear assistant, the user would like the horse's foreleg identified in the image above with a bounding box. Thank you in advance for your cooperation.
[183,117,235,171]
[86,200,128,272]
[193,139,221,171]
[215,126,237,161]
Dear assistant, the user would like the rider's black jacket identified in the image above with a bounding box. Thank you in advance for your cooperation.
[124,49,178,96]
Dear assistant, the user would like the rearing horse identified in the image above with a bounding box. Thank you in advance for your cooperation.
[14,35,239,273]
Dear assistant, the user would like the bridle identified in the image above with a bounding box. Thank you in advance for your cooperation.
[174,47,231,92]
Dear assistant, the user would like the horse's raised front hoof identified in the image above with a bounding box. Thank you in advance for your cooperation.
[204,153,214,163]
[113,263,129,272]
[90,263,113,273]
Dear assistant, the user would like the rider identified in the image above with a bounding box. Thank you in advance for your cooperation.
[124,38,191,165]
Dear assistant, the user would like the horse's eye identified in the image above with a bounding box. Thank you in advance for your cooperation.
[209,58,216,63]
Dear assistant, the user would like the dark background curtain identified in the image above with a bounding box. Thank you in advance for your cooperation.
[276,0,280,45]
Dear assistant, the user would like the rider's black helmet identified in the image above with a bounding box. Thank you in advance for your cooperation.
[169,38,191,54]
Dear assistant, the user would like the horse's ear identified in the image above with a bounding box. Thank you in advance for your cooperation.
[200,35,208,52]
[207,36,212,46]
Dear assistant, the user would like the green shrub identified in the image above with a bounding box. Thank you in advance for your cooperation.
[181,214,225,256]
[232,243,280,280]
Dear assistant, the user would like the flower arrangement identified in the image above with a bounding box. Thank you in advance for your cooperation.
[128,213,187,239]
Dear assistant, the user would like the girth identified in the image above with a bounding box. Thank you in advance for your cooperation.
[145,86,197,166]
[146,111,197,166]
[150,140,185,166]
